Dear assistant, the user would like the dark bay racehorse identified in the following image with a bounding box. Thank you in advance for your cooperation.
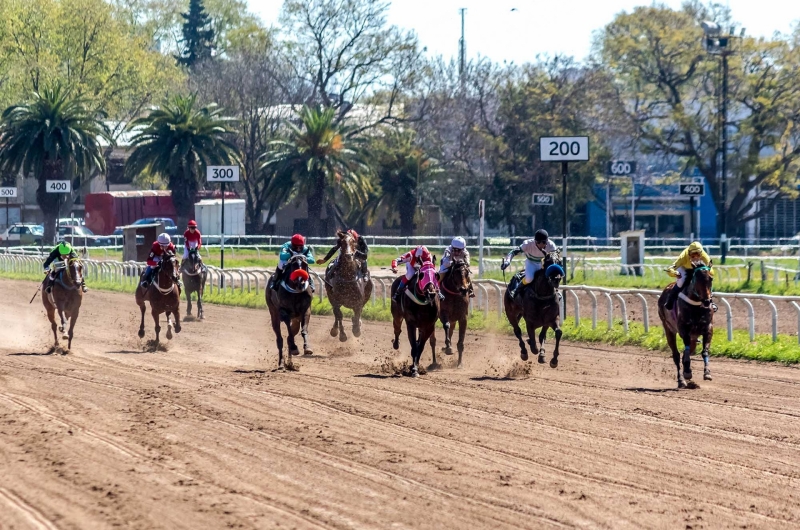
[435,258,471,368]
[504,250,564,367]
[266,254,313,370]
[42,258,83,350]
[181,248,207,320]
[658,263,715,388]
[391,261,441,377]
[324,230,372,341]
[136,252,182,343]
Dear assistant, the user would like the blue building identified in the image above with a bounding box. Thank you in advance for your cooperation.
[585,177,718,240]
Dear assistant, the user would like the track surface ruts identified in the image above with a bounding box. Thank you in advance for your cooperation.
[1,278,799,529]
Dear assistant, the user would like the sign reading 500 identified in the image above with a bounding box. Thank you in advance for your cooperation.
[206,165,240,182]
[539,137,589,162]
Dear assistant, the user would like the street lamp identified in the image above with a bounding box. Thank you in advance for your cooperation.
[702,20,742,264]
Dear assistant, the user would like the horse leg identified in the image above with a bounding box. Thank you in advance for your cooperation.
[681,333,695,381]
[702,328,713,380]
[509,311,528,361]
[173,305,182,333]
[429,326,438,369]
[537,326,548,364]
[269,309,285,371]
[302,310,313,355]
[66,307,79,351]
[419,325,436,375]
[352,305,362,338]
[165,312,173,340]
[526,322,542,364]
[152,309,161,343]
[185,288,192,317]
[441,315,453,355]
[281,310,299,356]
[456,317,467,369]
[197,287,204,320]
[665,330,686,388]
[550,323,562,369]
[46,304,59,346]
[392,310,402,350]
[406,324,419,377]
[138,302,146,339]
[57,309,66,336]
[333,303,347,342]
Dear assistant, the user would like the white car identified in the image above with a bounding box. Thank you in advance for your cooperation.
[0,224,43,246]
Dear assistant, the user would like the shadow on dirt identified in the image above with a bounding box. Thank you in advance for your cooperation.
[623,387,679,393]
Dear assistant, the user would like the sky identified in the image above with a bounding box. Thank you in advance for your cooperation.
[245,0,799,64]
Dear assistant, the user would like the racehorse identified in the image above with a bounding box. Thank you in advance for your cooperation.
[391,261,441,377]
[266,254,313,370]
[135,252,182,343]
[324,229,372,341]
[42,258,83,350]
[435,258,471,368]
[181,247,207,320]
[504,250,564,367]
[657,263,715,388]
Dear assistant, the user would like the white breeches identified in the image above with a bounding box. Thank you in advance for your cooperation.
[182,242,198,259]
[439,256,451,274]
[676,266,687,287]
[404,262,415,280]
[277,258,288,270]
[524,259,542,284]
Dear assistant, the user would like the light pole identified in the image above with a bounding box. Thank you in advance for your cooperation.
[702,20,742,264]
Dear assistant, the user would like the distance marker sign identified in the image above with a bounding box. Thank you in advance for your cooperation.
[539,137,589,162]
[46,180,71,193]
[531,193,554,206]
[679,181,705,196]
[0,187,17,198]
[206,166,240,182]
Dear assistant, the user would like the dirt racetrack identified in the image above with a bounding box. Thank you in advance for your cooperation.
[2,278,800,529]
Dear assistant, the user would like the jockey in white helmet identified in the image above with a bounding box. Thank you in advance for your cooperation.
[439,236,474,298]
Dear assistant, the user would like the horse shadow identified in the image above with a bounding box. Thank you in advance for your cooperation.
[623,387,679,393]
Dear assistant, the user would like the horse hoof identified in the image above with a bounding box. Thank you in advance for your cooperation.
[276,365,286,372]
[392,340,399,351]
[137,329,145,339]
[538,354,546,364]
[457,362,463,369]
[166,330,173,340]
[304,348,314,356]
[683,371,693,381]
[549,358,558,369]
[339,333,347,343]
[411,370,419,378]
[174,325,181,334]
[62,333,69,340]
[520,351,528,361]
[704,371,712,381]
[352,328,361,338]
[289,349,300,356]
[330,328,338,337]
[444,347,453,355]
[678,380,687,389]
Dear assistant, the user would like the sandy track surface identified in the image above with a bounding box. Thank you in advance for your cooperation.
[2,278,800,529]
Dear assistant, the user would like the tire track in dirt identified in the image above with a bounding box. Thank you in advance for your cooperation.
[0,487,60,530]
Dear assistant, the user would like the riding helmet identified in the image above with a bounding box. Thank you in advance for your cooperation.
[347,229,359,239]
[57,241,72,255]
[534,229,549,243]
[451,236,466,249]
[157,233,171,246]
[187,220,198,228]
[688,241,703,253]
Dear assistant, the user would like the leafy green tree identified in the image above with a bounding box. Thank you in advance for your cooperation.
[262,106,373,236]
[0,84,111,244]
[176,0,215,67]
[597,4,800,234]
[365,129,439,236]
[125,94,238,227]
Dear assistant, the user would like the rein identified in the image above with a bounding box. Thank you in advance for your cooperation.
[440,262,469,297]
[153,257,178,295]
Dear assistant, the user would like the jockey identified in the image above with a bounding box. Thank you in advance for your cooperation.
[141,233,175,288]
[183,220,202,261]
[318,228,369,277]
[391,245,432,302]
[664,241,714,310]
[43,240,87,293]
[271,233,315,291]
[439,236,474,298]
[501,229,558,298]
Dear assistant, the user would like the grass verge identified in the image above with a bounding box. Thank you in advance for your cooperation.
[6,269,800,364]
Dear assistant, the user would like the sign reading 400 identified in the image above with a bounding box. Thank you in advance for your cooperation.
[206,165,240,182]
[539,136,590,162]
[45,180,71,193]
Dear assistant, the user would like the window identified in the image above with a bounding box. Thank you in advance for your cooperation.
[9,226,20,235]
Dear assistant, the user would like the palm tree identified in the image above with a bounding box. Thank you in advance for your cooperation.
[0,84,111,245]
[366,129,439,237]
[262,106,373,236]
[125,94,238,228]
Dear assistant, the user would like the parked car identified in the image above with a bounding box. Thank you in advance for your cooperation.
[58,217,85,227]
[131,217,179,236]
[58,225,114,247]
[0,224,43,246]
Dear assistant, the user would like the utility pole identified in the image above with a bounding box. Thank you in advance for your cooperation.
[458,8,466,86]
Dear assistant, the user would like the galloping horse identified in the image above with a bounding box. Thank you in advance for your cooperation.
[266,254,313,370]
[324,229,372,341]
[42,258,84,350]
[504,250,564,366]
[391,261,441,377]
[181,247,207,320]
[657,263,715,388]
[136,252,182,343]
[435,258,471,368]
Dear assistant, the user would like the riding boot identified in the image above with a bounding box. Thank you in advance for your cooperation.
[309,276,315,293]
[665,283,681,310]
[45,275,54,294]
[270,268,284,291]
[393,282,407,303]
[468,281,475,298]
[81,280,88,293]
[360,260,369,279]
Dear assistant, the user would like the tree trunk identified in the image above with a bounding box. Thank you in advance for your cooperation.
[170,162,199,233]
[306,172,326,236]
[399,202,415,237]
[37,161,62,246]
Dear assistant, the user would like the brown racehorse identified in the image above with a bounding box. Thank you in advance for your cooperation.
[181,247,207,320]
[391,261,441,377]
[504,250,564,367]
[42,258,83,350]
[136,252,182,343]
[657,263,715,389]
[266,254,313,371]
[324,230,372,341]
[435,258,470,368]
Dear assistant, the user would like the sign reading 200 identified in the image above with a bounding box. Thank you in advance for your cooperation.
[539,137,590,162]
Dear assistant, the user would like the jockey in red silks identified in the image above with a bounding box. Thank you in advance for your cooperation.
[183,220,202,260]
[141,233,176,288]
[391,245,433,302]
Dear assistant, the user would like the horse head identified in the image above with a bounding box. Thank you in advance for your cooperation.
[185,248,202,274]
[336,229,357,260]
[160,252,180,283]
[689,260,714,308]
[59,258,83,289]
[285,254,310,290]
[544,263,565,289]
[445,259,471,296]
[417,261,440,302]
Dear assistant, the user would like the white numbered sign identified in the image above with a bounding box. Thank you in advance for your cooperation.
[46,180,71,193]
[0,187,17,198]
[607,160,637,176]
[206,165,240,182]
[539,136,589,162]
[679,182,705,196]
[531,193,554,206]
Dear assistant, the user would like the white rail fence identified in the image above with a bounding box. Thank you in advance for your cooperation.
[4,253,800,345]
